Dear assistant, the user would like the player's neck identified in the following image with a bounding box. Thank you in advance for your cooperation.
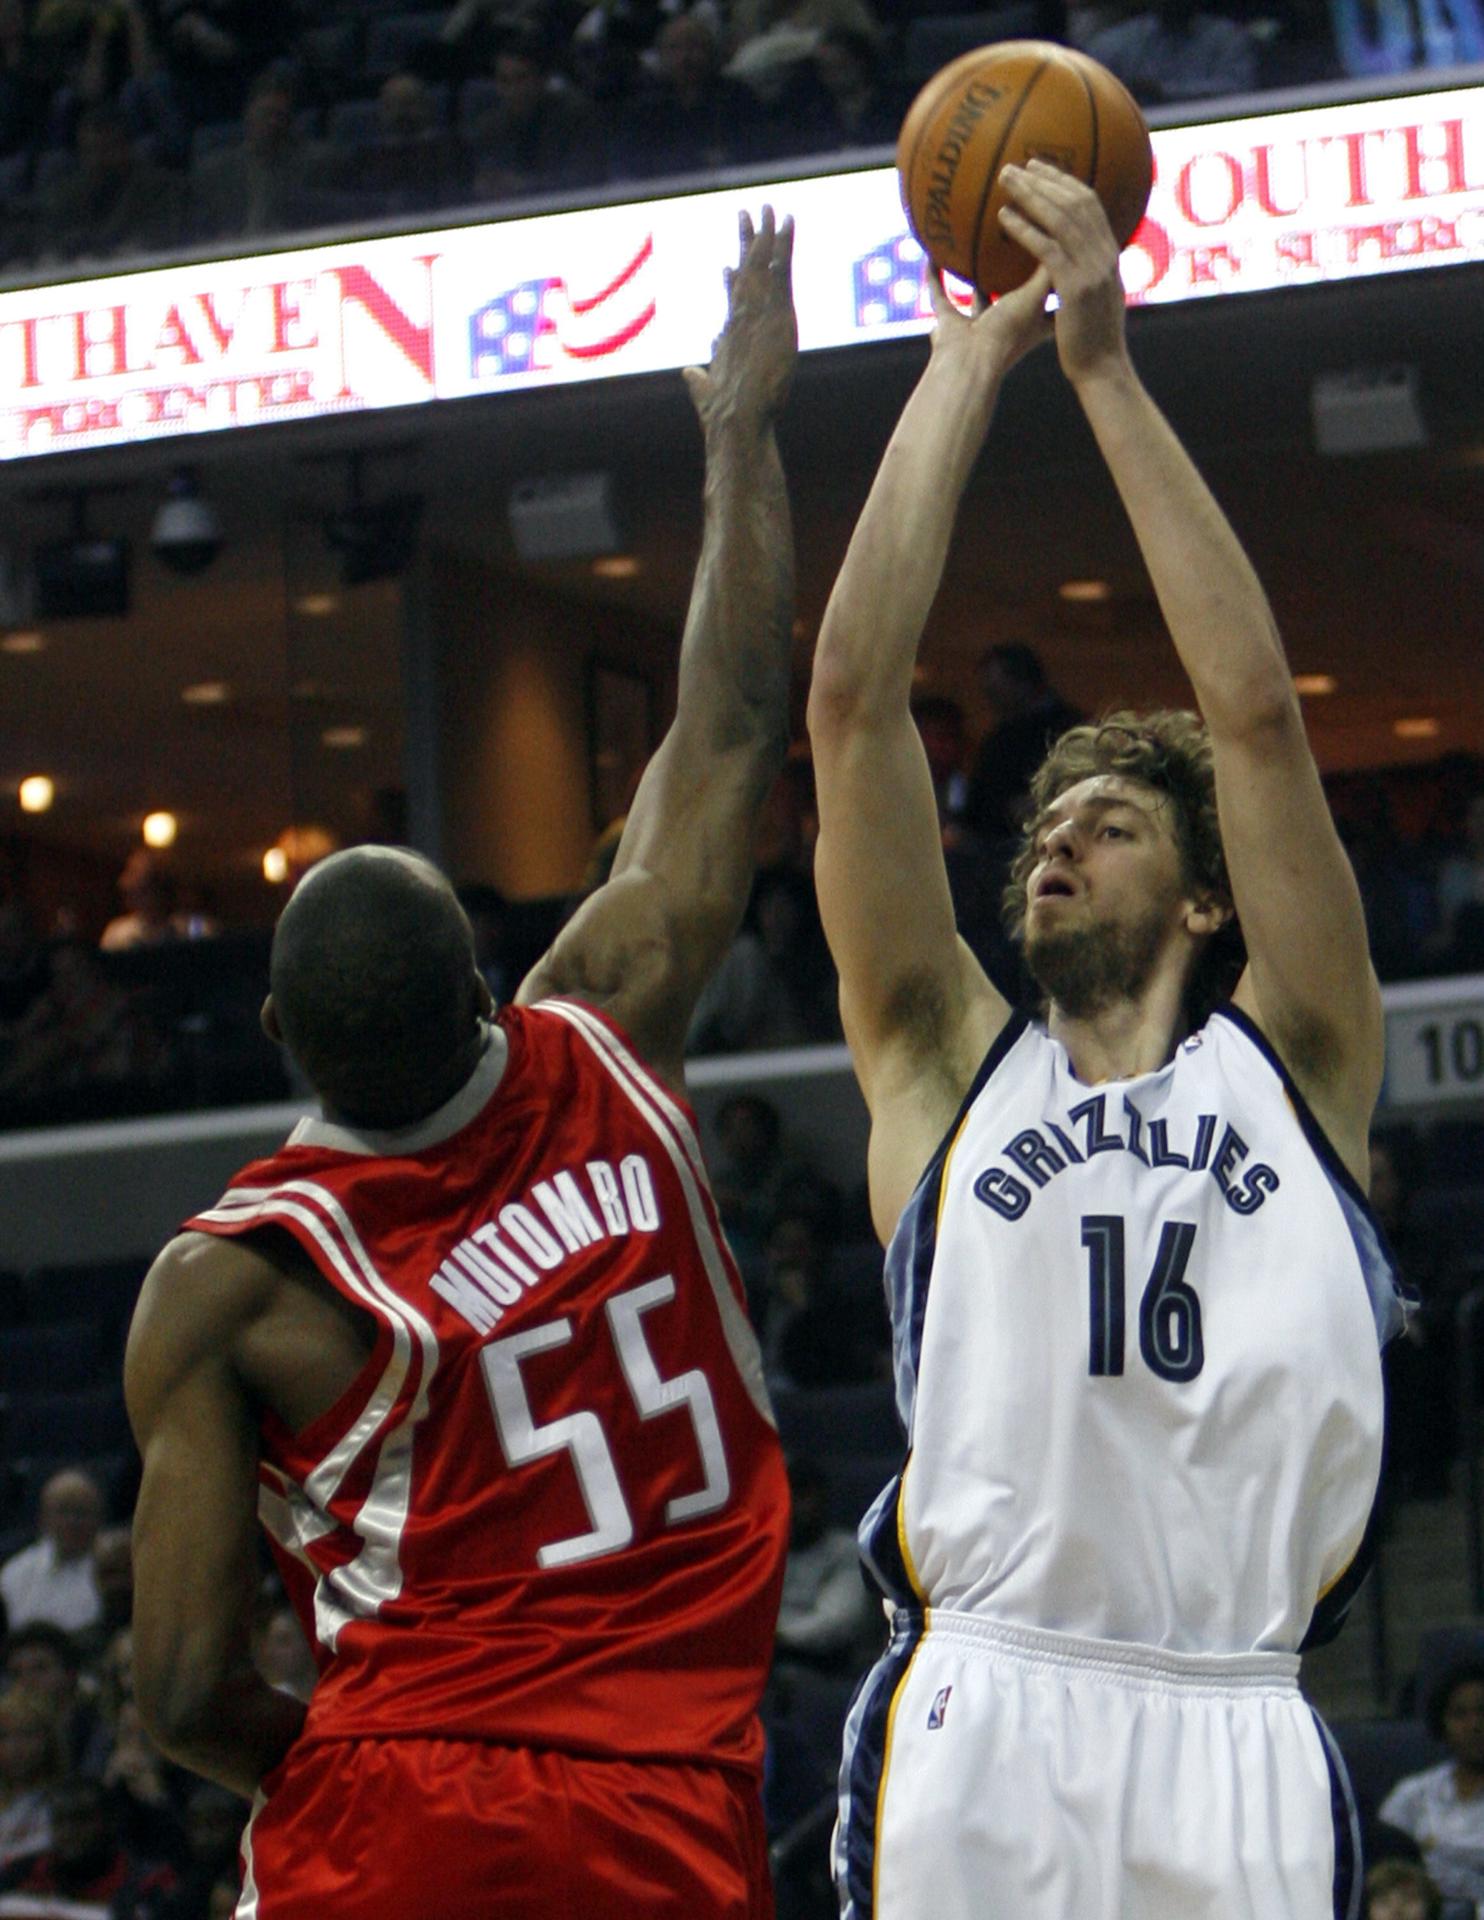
[1046,974,1190,1085]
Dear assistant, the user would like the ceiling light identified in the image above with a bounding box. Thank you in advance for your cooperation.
[182,680,231,705]
[18,775,54,813]
[142,811,178,848]
[263,846,289,884]
[1394,717,1440,739]
[592,555,640,580]
[2,631,45,654]
[1058,579,1111,603]
[1293,674,1337,696]
[322,725,367,749]
[295,593,339,618]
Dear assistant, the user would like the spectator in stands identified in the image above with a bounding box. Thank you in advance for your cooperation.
[1374,1132,1459,1501]
[960,642,1083,845]
[774,1456,875,1675]
[1340,783,1439,983]
[1380,1660,1484,1911]
[315,70,468,215]
[191,69,324,241]
[0,939,167,1110]
[911,694,970,831]
[773,25,903,153]
[39,0,183,164]
[249,1601,316,1702]
[1364,1858,1443,1920]
[33,98,185,263]
[3,1625,107,1775]
[759,1208,882,1388]
[0,1472,103,1637]
[100,852,213,951]
[90,1531,132,1648]
[101,1701,188,1867]
[160,1783,246,1920]
[608,11,770,181]
[709,1091,796,1275]
[0,1774,178,1915]
[0,0,52,158]
[725,0,882,109]
[152,0,293,129]
[0,1689,66,1873]
[688,866,840,1053]
[466,28,606,201]
[1330,0,1483,75]
[1435,793,1484,976]
[1074,0,1258,99]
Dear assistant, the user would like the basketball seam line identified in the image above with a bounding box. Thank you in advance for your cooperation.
[1075,58,1100,187]
[970,58,1048,292]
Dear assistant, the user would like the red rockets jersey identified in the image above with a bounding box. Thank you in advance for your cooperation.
[186,999,789,1774]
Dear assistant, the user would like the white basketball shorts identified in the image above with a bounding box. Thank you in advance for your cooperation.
[834,1608,1359,1920]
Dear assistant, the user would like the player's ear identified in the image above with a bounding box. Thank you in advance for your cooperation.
[1185,894,1232,939]
[261,995,283,1043]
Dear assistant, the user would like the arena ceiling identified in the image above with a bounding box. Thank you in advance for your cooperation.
[2,250,1482,898]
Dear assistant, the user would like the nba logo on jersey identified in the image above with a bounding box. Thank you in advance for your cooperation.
[927,1686,952,1730]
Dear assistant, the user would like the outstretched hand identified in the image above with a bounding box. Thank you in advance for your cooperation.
[684,205,797,428]
[922,250,1054,381]
[997,162,1130,386]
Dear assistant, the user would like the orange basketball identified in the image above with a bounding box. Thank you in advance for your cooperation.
[896,41,1153,298]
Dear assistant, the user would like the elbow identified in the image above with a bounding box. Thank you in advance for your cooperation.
[1208,670,1303,745]
[134,1650,221,1760]
[806,648,870,743]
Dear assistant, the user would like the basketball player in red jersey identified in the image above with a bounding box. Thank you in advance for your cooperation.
[124,208,797,1920]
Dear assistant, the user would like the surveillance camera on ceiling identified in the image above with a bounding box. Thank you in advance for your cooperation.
[151,469,222,575]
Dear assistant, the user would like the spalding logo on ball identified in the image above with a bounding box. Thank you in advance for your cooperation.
[897,41,1154,297]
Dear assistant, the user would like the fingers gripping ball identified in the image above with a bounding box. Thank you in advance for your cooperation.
[897,41,1153,296]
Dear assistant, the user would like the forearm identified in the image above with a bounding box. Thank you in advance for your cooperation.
[1074,361,1294,733]
[676,406,794,758]
[811,348,1003,727]
[145,1659,306,1799]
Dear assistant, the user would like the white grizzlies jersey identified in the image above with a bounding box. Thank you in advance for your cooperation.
[860,1005,1406,1655]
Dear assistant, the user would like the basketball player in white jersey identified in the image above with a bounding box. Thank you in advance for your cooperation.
[806,164,1403,1919]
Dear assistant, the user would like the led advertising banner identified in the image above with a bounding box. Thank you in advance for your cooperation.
[1,80,1480,458]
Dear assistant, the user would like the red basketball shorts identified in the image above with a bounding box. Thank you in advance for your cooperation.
[235,1737,775,1920]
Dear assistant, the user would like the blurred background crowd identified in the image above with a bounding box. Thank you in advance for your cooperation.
[0,0,1477,272]
[2,649,1482,1129]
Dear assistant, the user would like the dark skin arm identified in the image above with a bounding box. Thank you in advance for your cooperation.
[125,1229,375,1797]
[518,207,797,1093]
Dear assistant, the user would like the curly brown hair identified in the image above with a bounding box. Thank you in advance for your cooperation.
[1002,709,1246,1030]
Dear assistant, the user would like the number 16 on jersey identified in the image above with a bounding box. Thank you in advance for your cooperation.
[1082,1213,1204,1384]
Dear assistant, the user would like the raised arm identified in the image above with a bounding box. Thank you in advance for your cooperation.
[518,207,796,1091]
[125,1237,307,1799]
[806,270,1051,1236]
[999,161,1382,1176]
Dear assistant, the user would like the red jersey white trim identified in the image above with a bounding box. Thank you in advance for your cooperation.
[539,999,774,1428]
[196,1178,439,1651]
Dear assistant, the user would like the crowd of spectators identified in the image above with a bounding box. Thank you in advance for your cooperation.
[3,706,1483,1126]
[0,0,1476,274]
[0,1465,255,1919]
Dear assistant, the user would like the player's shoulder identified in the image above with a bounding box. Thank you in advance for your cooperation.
[132,1231,288,1358]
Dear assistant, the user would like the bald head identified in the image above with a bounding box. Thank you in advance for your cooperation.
[40,1470,102,1562]
[267,846,486,1128]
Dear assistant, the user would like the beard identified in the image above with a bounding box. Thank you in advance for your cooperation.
[1024,895,1175,1021]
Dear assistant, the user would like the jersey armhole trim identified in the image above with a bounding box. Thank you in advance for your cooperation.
[912,1010,1030,1228]
[1210,1004,1399,1257]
